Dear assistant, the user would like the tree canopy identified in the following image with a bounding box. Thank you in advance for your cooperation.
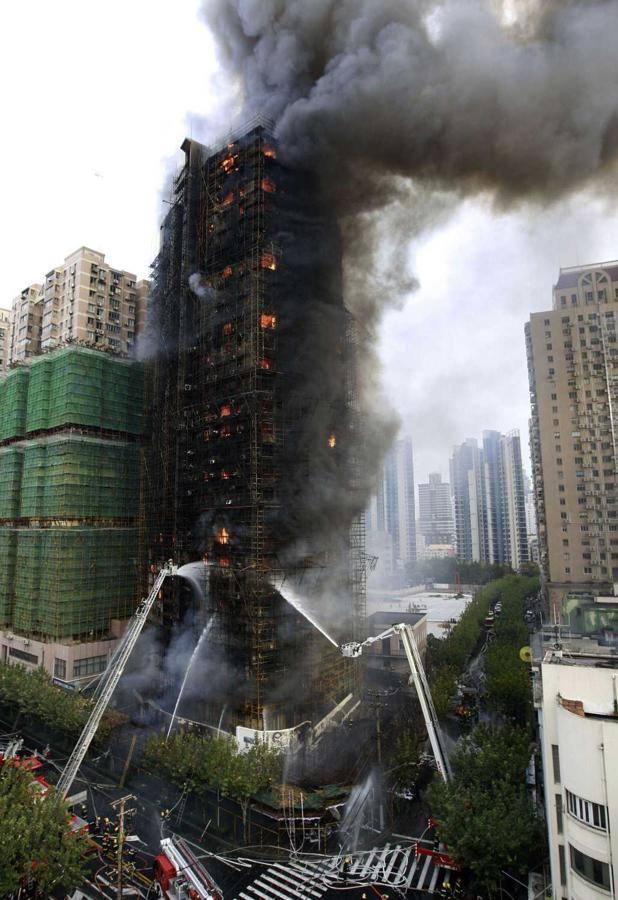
[143,732,283,808]
[0,661,123,742]
[0,763,88,896]
[427,724,542,891]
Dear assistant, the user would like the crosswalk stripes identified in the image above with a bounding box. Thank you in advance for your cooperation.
[235,857,336,900]
[234,843,448,899]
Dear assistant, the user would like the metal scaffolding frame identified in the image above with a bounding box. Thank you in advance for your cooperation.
[145,124,365,730]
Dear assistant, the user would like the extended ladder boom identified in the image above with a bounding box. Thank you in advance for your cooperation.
[56,562,177,799]
[341,623,452,782]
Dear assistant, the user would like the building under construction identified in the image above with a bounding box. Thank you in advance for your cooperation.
[146,122,365,733]
[0,345,143,684]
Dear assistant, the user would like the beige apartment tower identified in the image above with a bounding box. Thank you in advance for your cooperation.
[526,262,618,618]
[0,309,11,376]
[39,247,148,355]
[7,248,148,366]
[9,284,43,362]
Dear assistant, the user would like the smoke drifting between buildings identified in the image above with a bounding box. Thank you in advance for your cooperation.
[198,0,618,558]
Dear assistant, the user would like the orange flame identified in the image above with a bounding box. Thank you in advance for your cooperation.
[218,527,229,545]
[222,191,234,207]
[328,433,336,448]
[223,322,233,335]
[260,313,277,329]
[260,358,272,370]
[221,155,237,173]
[220,404,231,417]
[223,265,233,278]
[261,177,277,194]
[263,145,277,159]
[261,254,277,270]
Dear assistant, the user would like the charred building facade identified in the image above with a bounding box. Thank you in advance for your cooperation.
[146,123,364,733]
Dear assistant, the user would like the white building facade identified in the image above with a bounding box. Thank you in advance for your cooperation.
[538,645,618,898]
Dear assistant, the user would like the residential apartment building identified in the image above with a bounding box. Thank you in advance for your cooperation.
[9,284,43,362]
[536,635,618,899]
[7,248,148,368]
[418,473,455,546]
[0,309,10,376]
[526,261,618,617]
[450,432,528,568]
[39,247,148,355]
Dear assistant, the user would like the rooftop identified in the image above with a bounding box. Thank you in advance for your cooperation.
[555,261,618,289]
[541,633,618,668]
[368,609,426,629]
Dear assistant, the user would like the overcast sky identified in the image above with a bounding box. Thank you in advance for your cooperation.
[3,0,618,488]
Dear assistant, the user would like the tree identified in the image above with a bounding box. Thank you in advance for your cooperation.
[0,662,123,743]
[427,724,542,892]
[0,763,88,896]
[143,731,283,836]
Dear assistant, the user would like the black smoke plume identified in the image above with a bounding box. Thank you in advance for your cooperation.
[201,0,618,304]
[192,0,618,612]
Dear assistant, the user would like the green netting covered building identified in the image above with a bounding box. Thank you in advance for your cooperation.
[0,346,143,640]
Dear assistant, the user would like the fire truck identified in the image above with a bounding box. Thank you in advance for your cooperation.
[153,836,223,900]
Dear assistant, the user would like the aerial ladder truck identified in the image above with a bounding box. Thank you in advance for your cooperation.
[340,623,460,874]
[340,622,452,783]
[56,561,178,799]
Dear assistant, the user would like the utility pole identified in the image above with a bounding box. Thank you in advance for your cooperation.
[366,689,388,831]
[111,793,135,900]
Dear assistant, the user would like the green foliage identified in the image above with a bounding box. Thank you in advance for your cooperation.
[0,662,121,743]
[428,724,542,891]
[407,557,514,587]
[142,732,283,808]
[484,575,538,724]
[426,575,538,718]
[0,763,89,895]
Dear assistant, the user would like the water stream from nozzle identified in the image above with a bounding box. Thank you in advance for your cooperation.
[166,616,215,740]
[278,585,338,647]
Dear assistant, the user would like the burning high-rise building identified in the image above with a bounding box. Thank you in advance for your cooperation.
[145,122,365,733]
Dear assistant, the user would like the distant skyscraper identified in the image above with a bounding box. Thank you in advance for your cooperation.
[418,473,455,545]
[367,436,417,572]
[384,437,417,568]
[450,438,487,563]
[500,431,529,570]
[450,432,528,568]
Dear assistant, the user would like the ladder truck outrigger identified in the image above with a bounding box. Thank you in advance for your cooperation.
[55,561,178,799]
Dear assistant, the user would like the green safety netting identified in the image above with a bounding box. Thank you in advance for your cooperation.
[0,368,29,442]
[12,528,139,639]
[19,436,139,519]
[0,530,17,625]
[0,448,24,519]
[0,346,145,639]
[28,347,144,434]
